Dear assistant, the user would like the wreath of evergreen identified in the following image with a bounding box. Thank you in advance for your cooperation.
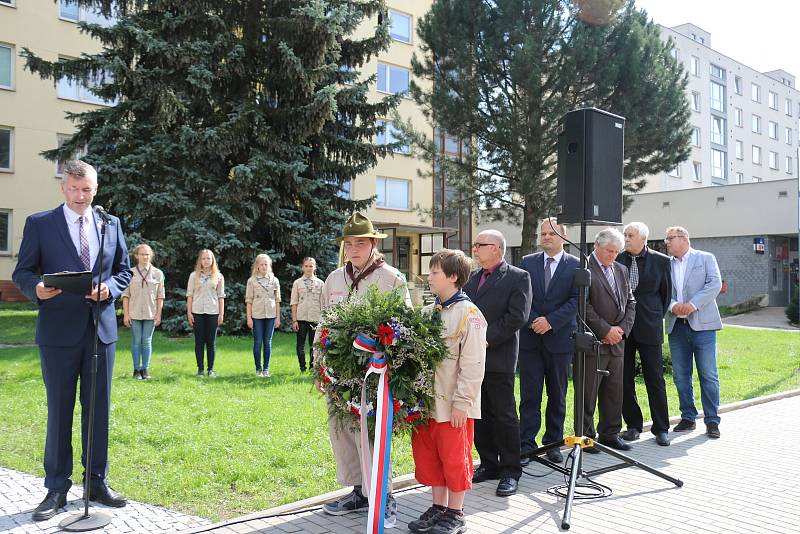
[313,285,448,434]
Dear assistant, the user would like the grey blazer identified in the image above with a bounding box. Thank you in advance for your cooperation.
[665,248,723,334]
[585,255,636,358]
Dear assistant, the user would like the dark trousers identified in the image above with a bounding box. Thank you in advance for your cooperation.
[475,371,521,479]
[519,347,571,451]
[579,351,623,441]
[622,336,670,434]
[193,313,218,371]
[39,322,115,492]
[296,320,316,371]
[252,317,276,371]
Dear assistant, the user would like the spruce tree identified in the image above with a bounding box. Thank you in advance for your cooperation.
[23,0,397,332]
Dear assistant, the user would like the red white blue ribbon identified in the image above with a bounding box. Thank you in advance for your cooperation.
[354,337,393,534]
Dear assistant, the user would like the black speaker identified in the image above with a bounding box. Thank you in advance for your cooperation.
[556,108,625,224]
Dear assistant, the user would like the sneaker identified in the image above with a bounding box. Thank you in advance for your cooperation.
[408,505,446,533]
[207,370,217,378]
[672,419,696,432]
[262,370,271,378]
[429,509,466,534]
[133,370,141,379]
[196,370,204,378]
[384,494,397,529]
[141,369,150,380]
[322,488,368,516]
[256,370,263,377]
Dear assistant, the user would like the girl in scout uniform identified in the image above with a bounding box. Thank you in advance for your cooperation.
[290,257,324,372]
[186,249,225,377]
[122,244,165,380]
[245,254,281,377]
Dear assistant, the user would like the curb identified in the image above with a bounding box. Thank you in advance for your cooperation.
[187,388,800,533]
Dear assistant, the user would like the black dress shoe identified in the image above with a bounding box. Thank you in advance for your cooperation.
[495,477,518,497]
[472,465,500,484]
[32,490,67,521]
[672,419,696,432]
[545,448,564,463]
[655,432,671,446]
[583,445,600,454]
[620,428,640,442]
[87,484,127,508]
[706,422,721,439]
[599,436,633,451]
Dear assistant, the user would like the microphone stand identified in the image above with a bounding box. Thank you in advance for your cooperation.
[60,207,113,531]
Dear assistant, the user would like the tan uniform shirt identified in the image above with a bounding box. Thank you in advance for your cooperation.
[422,299,487,422]
[187,271,225,315]
[290,275,325,322]
[122,266,165,320]
[245,275,281,319]
[321,261,412,309]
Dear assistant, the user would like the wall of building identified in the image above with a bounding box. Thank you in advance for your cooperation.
[690,235,771,307]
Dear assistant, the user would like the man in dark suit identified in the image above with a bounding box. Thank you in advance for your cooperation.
[13,160,132,521]
[581,228,636,452]
[616,222,672,447]
[519,218,579,465]
[464,229,531,497]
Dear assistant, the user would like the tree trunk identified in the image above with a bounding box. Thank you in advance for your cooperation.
[519,197,541,257]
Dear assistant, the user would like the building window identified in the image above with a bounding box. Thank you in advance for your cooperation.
[769,121,778,140]
[735,140,743,160]
[753,176,762,183]
[0,209,10,254]
[691,91,701,112]
[734,108,743,127]
[710,81,725,112]
[670,48,678,60]
[752,145,762,165]
[690,56,699,76]
[768,91,778,110]
[388,10,412,44]
[59,0,115,26]
[709,64,725,79]
[0,43,13,90]
[751,82,761,102]
[0,126,11,171]
[692,161,702,182]
[786,98,793,116]
[711,149,725,179]
[751,114,761,134]
[57,63,116,105]
[691,127,701,147]
[734,76,742,95]
[376,120,410,154]
[0,1,16,7]
[711,116,725,145]
[769,151,778,170]
[377,62,409,95]
[786,127,793,145]
[786,156,793,174]
[735,172,743,184]
[668,164,681,178]
[376,177,410,210]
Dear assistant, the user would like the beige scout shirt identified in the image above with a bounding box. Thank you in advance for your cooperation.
[245,275,281,319]
[122,266,165,320]
[422,300,487,422]
[290,276,325,322]
[321,261,412,309]
[186,271,225,315]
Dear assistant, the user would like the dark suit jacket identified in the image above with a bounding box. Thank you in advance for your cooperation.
[616,247,671,345]
[519,251,579,354]
[585,254,636,357]
[464,261,532,373]
[13,205,132,346]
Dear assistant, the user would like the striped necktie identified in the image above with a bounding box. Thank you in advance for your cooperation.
[78,216,91,271]
[602,264,618,302]
[629,255,640,292]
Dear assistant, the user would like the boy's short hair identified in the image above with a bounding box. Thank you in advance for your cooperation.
[429,248,472,288]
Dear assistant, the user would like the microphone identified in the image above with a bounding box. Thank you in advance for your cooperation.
[94,205,112,224]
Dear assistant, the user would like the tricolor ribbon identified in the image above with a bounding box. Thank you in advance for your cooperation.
[354,335,393,534]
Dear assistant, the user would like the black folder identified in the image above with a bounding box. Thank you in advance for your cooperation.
[43,271,94,295]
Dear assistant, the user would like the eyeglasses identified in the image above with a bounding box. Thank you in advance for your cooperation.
[664,235,684,242]
[472,242,496,249]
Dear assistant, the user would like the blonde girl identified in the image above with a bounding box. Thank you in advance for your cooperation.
[245,254,281,376]
[186,249,225,377]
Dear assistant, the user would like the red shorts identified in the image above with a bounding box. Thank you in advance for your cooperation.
[411,419,475,493]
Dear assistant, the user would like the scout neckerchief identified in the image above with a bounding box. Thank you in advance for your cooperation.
[256,274,275,292]
[345,254,385,294]
[435,289,471,310]
[136,265,152,288]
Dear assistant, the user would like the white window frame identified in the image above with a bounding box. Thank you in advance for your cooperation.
[668,164,681,178]
[735,172,744,184]
[786,98,793,117]
[376,62,410,96]
[786,156,793,175]
[709,64,725,79]
[376,119,410,154]
[751,82,761,102]
[0,209,11,255]
[0,42,14,90]
[376,176,411,210]
[735,140,743,160]
[734,76,742,95]
[711,116,725,145]
[769,151,778,170]
[751,114,761,134]
[769,121,778,140]
[57,60,116,106]
[768,91,778,110]
[691,91,701,112]
[691,127,701,147]
[692,161,702,182]
[734,108,743,127]
[690,56,699,76]
[59,0,115,26]
[786,127,793,145]
[752,145,762,165]
[753,176,762,183]
[711,149,725,180]
[0,125,13,172]
[388,9,412,44]
[710,81,725,112]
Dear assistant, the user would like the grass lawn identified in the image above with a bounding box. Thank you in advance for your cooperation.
[1,302,798,520]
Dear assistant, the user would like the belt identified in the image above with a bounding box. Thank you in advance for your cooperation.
[676,317,690,325]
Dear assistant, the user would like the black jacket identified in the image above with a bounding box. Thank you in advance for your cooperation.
[616,247,671,345]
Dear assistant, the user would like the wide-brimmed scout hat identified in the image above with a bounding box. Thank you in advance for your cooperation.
[337,212,387,242]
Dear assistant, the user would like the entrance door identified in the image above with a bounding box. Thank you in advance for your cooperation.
[769,237,790,306]
[397,236,411,282]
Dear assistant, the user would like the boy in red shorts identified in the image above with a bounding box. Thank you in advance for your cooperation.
[411,249,487,534]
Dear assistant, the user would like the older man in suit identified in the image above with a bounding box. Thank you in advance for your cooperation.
[664,226,723,439]
[465,229,531,497]
[13,160,132,521]
[581,228,636,452]
[519,218,579,465]
[617,222,672,447]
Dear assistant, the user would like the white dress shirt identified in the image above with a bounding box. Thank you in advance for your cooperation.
[670,248,696,317]
[62,203,100,270]
[543,249,564,277]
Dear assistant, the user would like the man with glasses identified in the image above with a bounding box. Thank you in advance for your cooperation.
[464,230,531,497]
[664,226,723,439]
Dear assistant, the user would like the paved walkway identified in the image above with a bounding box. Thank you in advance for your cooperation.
[722,306,798,330]
[0,468,210,533]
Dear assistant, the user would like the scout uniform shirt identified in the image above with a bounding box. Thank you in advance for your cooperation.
[186,271,225,315]
[121,265,165,320]
[245,274,281,319]
[290,275,325,323]
[422,299,487,422]
[321,260,412,309]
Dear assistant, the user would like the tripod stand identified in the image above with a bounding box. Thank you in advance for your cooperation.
[526,221,682,530]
